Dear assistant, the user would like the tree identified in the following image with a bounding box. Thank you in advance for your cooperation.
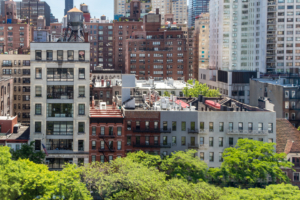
[182,80,220,98]
[160,150,208,182]
[11,141,45,164]
[164,91,170,97]
[209,139,293,187]
[0,146,92,200]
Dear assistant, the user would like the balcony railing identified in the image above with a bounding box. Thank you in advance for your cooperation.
[46,144,73,151]
[132,142,171,148]
[188,143,199,148]
[188,129,198,134]
[226,130,268,135]
[199,144,209,149]
[132,128,160,133]
[99,134,115,138]
[98,147,115,152]
[160,128,171,133]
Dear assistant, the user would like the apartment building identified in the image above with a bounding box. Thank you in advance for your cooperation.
[84,22,114,71]
[188,0,209,27]
[194,13,210,74]
[250,75,300,128]
[0,54,31,124]
[124,12,188,81]
[16,0,51,26]
[114,0,151,19]
[90,71,122,105]
[113,76,276,167]
[152,0,188,25]
[0,115,30,150]
[267,0,300,73]
[30,42,90,169]
[0,77,13,117]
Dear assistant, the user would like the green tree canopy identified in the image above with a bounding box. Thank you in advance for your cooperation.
[0,146,92,200]
[183,80,220,97]
[10,141,45,164]
[164,91,170,97]
[209,139,293,187]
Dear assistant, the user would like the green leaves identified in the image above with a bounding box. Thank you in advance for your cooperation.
[183,80,220,98]
[0,146,92,200]
[10,141,45,164]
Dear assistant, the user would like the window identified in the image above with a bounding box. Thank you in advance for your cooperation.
[35,104,41,115]
[117,127,122,136]
[100,155,104,163]
[181,136,186,146]
[181,121,186,131]
[219,122,224,132]
[229,137,234,146]
[219,137,223,147]
[163,136,168,145]
[238,123,243,132]
[209,152,214,162]
[35,68,42,79]
[248,123,253,132]
[229,122,233,131]
[268,138,273,143]
[258,123,263,131]
[92,155,96,162]
[79,86,85,97]
[92,141,96,150]
[209,137,213,147]
[154,121,158,130]
[35,86,42,97]
[100,127,105,135]
[145,121,149,130]
[35,140,41,150]
[136,121,140,130]
[109,156,113,162]
[209,122,213,132]
[191,122,195,131]
[163,121,168,130]
[78,140,84,151]
[35,122,41,133]
[79,68,85,79]
[78,122,85,133]
[127,121,131,130]
[268,123,273,133]
[78,104,85,115]
[172,136,176,145]
[79,50,85,61]
[219,152,223,162]
[195,149,203,160]
[172,121,177,131]
[35,50,42,60]
[57,50,63,60]
[47,50,53,60]
[117,141,122,150]
[200,137,204,146]
[92,127,96,135]
[68,50,74,61]
[200,122,204,131]
[294,173,299,181]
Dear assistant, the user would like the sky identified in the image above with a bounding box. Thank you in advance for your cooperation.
[45,0,114,22]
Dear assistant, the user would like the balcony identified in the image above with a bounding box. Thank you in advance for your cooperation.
[99,134,115,138]
[198,129,208,135]
[132,142,171,148]
[188,143,199,148]
[132,128,160,133]
[226,130,268,136]
[188,129,198,134]
[199,144,209,149]
[160,128,171,133]
[98,147,115,152]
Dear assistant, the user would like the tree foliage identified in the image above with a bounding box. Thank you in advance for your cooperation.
[0,146,92,200]
[183,80,220,97]
[163,91,170,97]
[209,139,292,187]
[10,141,45,164]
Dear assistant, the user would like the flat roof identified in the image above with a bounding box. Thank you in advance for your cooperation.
[252,78,298,88]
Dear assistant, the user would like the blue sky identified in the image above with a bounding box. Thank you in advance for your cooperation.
[46,0,114,22]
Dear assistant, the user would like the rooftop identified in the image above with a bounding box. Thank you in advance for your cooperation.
[90,105,123,118]
[276,118,300,154]
[0,115,16,120]
[0,125,29,141]
[135,79,190,90]
[252,77,299,88]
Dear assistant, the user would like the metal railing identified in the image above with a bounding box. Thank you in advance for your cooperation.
[132,142,171,148]
[226,130,269,135]
[188,129,198,134]
[99,134,115,138]
[132,128,160,133]
[160,128,171,133]
[98,147,116,152]
[188,143,199,148]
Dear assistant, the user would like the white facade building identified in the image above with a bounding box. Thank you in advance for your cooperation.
[209,0,267,72]
[30,42,90,169]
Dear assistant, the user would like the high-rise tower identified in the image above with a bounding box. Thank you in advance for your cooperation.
[64,0,73,16]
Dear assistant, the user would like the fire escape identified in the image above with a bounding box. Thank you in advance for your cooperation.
[98,130,116,162]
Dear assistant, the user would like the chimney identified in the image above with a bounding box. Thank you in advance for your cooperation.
[156,8,159,15]
[92,96,95,109]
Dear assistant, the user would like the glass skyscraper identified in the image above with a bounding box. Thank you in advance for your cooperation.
[188,0,209,27]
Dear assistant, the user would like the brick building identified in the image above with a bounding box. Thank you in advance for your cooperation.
[89,103,125,162]
[0,54,31,124]
[124,11,188,81]
[276,118,300,187]
[84,22,114,71]
[90,71,122,105]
